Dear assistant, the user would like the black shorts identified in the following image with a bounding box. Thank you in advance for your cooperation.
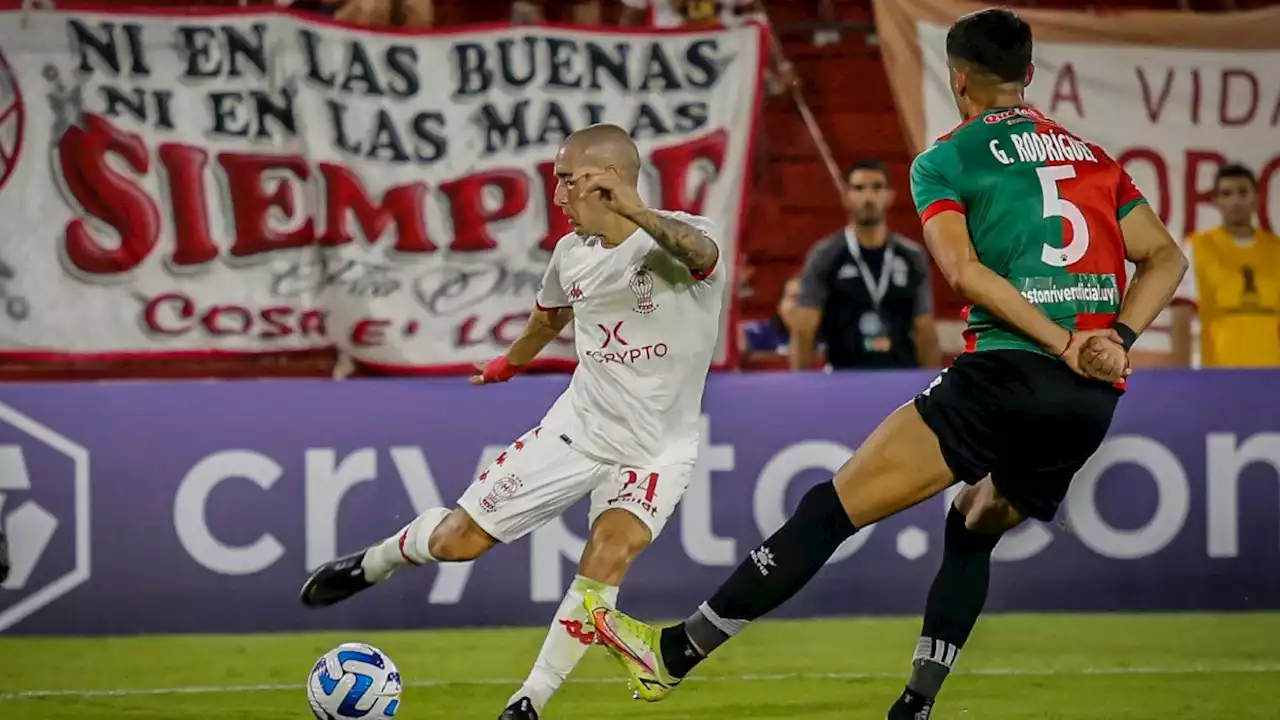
[914,350,1121,522]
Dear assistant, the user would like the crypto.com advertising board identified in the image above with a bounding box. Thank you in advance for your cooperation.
[0,5,763,369]
[0,370,1276,635]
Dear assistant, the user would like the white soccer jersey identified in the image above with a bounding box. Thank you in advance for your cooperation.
[534,211,726,467]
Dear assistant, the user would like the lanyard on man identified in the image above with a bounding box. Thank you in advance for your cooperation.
[844,227,896,352]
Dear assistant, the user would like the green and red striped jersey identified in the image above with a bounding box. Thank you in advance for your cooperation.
[911,106,1146,356]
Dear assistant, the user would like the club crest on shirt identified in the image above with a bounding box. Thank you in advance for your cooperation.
[629,266,657,314]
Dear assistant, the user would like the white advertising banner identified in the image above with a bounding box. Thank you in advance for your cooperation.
[874,0,1278,356]
[918,25,1280,243]
[0,6,764,370]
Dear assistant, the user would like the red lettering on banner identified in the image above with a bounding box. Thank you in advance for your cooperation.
[650,130,727,214]
[54,115,737,276]
[60,114,161,274]
[220,153,314,257]
[536,160,572,252]
[202,304,253,336]
[318,163,435,253]
[439,170,530,252]
[1117,148,1279,235]
[1049,62,1084,118]
[260,306,294,339]
[141,292,333,340]
[1258,156,1278,232]
[1118,147,1170,226]
[351,318,390,347]
[457,313,573,349]
[300,310,327,337]
[158,144,218,267]
[490,312,528,345]
[1220,69,1259,127]
[1190,69,1202,126]
[144,292,195,335]
[1137,67,1278,129]
[456,315,483,348]
[1184,150,1226,239]
[1136,68,1174,124]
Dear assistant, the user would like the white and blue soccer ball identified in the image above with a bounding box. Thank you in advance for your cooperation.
[307,642,403,719]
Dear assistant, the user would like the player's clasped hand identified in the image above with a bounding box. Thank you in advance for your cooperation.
[1060,329,1131,383]
[572,167,647,219]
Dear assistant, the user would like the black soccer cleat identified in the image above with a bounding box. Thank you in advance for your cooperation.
[498,697,538,719]
[0,528,9,585]
[887,687,933,720]
[300,549,375,607]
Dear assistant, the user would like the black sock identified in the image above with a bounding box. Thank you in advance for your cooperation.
[888,687,933,720]
[660,481,857,676]
[907,505,1001,700]
[660,624,702,679]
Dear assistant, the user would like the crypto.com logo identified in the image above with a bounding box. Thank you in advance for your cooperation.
[0,402,89,633]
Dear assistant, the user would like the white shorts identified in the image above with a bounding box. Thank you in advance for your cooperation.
[456,425,693,544]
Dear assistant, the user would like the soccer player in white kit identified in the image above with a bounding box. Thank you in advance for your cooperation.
[300,123,727,720]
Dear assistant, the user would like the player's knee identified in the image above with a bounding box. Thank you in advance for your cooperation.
[963,496,1020,535]
[944,504,1003,555]
[954,479,1021,535]
[427,509,494,562]
[579,511,651,581]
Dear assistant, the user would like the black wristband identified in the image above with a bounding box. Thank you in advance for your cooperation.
[1113,322,1138,352]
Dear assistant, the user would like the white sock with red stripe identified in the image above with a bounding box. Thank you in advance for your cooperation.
[507,575,619,713]
[360,507,449,582]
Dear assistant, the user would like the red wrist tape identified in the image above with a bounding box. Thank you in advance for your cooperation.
[482,356,524,383]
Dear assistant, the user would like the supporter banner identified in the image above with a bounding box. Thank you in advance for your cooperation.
[874,0,1280,240]
[0,6,763,370]
[0,370,1277,635]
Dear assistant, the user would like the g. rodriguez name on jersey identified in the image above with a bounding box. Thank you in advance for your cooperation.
[987,130,1100,167]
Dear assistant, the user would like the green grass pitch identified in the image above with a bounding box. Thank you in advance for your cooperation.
[2,613,1277,718]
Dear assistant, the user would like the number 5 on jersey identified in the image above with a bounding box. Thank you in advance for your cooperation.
[1038,165,1090,268]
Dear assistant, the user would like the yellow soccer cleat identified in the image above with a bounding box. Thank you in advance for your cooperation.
[583,589,682,702]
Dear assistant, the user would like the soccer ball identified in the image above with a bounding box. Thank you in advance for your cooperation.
[307,642,403,719]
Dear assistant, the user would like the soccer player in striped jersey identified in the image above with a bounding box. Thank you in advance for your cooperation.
[583,9,1189,719]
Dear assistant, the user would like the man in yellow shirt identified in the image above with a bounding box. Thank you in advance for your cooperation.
[1172,164,1280,367]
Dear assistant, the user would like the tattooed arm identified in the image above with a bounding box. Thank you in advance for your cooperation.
[626,209,720,278]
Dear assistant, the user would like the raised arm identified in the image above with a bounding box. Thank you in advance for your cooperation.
[625,208,720,278]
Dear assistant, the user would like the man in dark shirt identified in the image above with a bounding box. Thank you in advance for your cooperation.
[791,159,942,370]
